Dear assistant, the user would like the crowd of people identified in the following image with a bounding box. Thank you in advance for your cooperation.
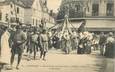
[0,24,114,70]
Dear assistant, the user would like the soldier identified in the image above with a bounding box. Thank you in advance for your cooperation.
[26,29,33,60]
[30,28,39,60]
[39,29,48,61]
[10,25,27,69]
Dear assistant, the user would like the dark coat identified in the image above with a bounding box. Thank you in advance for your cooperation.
[11,30,27,54]
[104,41,115,58]
[99,35,106,45]
[77,37,87,54]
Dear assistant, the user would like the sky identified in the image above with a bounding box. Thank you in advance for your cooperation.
[47,0,62,13]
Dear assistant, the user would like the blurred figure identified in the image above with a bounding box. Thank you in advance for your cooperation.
[92,34,99,51]
[104,32,115,58]
[63,32,71,54]
[77,32,87,54]
[30,28,39,60]
[47,32,53,49]
[0,26,11,64]
[84,32,92,54]
[52,35,59,49]
[0,26,5,56]
[99,32,106,56]
[40,29,48,61]
[10,25,27,69]
[71,31,77,50]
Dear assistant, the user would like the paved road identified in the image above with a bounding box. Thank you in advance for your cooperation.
[2,50,115,72]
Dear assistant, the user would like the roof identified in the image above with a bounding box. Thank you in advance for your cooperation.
[0,0,35,8]
[0,0,10,6]
[20,0,34,8]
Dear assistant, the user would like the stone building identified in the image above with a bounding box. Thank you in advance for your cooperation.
[57,0,115,32]
[0,0,25,24]
[32,0,55,27]
[0,0,55,28]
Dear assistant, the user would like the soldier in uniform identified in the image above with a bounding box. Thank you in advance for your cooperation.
[30,28,39,60]
[10,25,27,69]
[39,29,48,61]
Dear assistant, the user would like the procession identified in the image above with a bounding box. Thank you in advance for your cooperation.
[0,0,115,72]
[0,14,114,71]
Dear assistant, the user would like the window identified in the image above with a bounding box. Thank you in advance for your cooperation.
[106,3,114,16]
[33,19,34,25]
[36,19,38,25]
[11,11,13,15]
[10,4,13,8]
[0,11,2,20]
[17,7,19,14]
[92,4,99,16]
[75,5,80,12]
[5,14,8,22]
[16,18,19,23]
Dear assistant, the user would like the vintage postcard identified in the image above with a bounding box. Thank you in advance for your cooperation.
[0,0,114,72]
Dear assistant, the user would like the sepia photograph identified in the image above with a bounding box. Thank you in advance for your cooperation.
[0,0,114,72]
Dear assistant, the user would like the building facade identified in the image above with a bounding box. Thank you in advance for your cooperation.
[0,0,55,28]
[0,0,25,24]
[32,0,55,27]
[57,0,115,32]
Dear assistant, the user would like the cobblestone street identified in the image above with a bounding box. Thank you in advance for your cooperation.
[2,50,115,72]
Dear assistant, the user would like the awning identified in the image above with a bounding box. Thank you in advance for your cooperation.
[86,19,115,28]
[86,28,115,31]
[85,19,115,31]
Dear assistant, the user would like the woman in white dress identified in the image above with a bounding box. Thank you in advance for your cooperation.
[0,26,11,64]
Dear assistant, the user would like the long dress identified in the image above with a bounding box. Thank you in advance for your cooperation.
[0,30,11,64]
[104,37,115,58]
